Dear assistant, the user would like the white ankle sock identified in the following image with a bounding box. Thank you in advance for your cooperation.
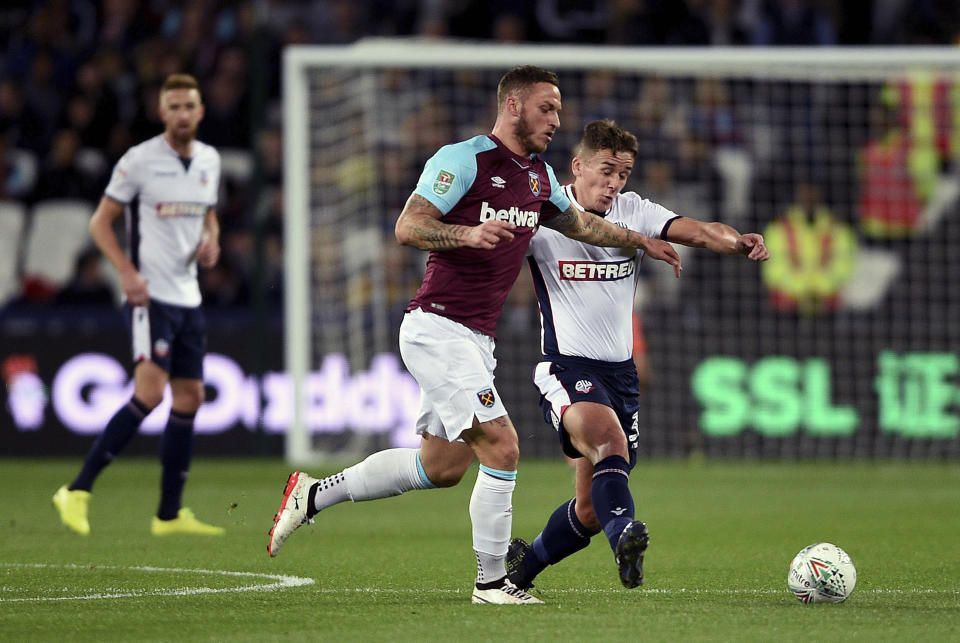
[341,448,432,503]
[470,467,516,584]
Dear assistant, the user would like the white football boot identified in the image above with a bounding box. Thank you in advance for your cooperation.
[267,471,318,557]
[471,578,543,604]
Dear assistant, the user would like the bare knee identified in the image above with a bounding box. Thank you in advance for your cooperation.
[171,379,205,413]
[480,439,519,471]
[464,417,519,470]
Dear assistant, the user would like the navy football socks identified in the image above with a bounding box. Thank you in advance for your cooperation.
[591,454,635,549]
[70,397,152,492]
[524,498,600,580]
[157,409,196,520]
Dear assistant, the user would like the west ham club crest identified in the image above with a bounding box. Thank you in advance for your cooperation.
[528,171,541,196]
[477,387,496,408]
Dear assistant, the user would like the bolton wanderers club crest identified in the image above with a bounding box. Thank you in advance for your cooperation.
[154,338,170,358]
[574,379,594,394]
[477,387,496,408]
[528,171,541,196]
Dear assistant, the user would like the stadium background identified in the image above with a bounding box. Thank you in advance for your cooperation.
[1,1,959,460]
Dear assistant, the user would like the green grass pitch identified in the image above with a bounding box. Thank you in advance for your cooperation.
[2,457,958,641]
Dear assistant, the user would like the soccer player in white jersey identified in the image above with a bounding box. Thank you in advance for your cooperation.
[267,67,683,605]
[506,120,769,591]
[53,74,224,537]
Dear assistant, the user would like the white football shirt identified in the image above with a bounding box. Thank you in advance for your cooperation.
[527,184,679,362]
[105,134,220,307]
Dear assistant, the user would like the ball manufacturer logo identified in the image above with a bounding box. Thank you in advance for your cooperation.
[477,387,496,408]
[575,379,594,394]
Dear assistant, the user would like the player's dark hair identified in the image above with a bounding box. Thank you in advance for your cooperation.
[161,73,201,99]
[497,66,560,110]
[575,119,638,160]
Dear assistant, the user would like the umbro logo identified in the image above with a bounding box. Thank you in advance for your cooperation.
[611,507,628,516]
[491,176,506,188]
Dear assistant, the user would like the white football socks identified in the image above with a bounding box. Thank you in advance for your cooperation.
[470,466,517,584]
[301,448,433,514]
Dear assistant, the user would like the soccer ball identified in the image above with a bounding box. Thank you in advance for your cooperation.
[787,542,857,604]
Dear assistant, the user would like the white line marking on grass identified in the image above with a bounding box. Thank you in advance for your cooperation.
[311,587,960,597]
[0,563,314,602]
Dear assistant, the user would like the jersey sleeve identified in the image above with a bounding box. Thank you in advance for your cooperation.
[624,193,680,239]
[104,148,141,204]
[412,142,479,215]
[540,163,571,222]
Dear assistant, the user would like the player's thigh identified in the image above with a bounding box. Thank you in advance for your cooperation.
[126,302,176,372]
[399,310,494,392]
[169,305,206,381]
[562,401,629,462]
[399,310,507,439]
[133,359,169,408]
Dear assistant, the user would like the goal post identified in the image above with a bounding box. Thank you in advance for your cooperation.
[284,40,960,464]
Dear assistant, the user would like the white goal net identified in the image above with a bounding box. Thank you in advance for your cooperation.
[284,40,960,464]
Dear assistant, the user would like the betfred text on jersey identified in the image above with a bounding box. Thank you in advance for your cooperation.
[157,202,208,217]
[479,201,539,227]
[558,258,635,281]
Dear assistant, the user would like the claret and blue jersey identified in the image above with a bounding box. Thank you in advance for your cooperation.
[408,134,571,337]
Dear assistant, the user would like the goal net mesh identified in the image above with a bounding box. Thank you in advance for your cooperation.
[286,41,960,462]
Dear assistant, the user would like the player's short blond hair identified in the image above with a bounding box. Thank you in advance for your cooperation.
[160,73,202,100]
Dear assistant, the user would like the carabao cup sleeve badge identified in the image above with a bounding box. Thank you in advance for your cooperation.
[433,170,455,195]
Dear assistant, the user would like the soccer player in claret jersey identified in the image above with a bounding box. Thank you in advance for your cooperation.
[506,120,769,592]
[267,67,682,605]
[53,74,224,537]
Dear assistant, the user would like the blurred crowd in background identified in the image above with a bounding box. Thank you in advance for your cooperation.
[1,0,959,313]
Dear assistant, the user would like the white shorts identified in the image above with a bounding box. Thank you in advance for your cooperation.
[398,308,507,441]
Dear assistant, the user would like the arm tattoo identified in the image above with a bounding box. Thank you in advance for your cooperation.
[540,205,581,233]
[399,194,467,251]
[544,204,644,248]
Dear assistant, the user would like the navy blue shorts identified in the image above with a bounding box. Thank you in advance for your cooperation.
[125,300,206,380]
[532,355,640,468]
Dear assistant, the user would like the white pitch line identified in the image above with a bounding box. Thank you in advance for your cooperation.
[0,563,314,603]
[309,587,960,596]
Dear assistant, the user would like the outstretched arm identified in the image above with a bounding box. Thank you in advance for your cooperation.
[541,204,683,276]
[395,193,516,251]
[665,217,769,261]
